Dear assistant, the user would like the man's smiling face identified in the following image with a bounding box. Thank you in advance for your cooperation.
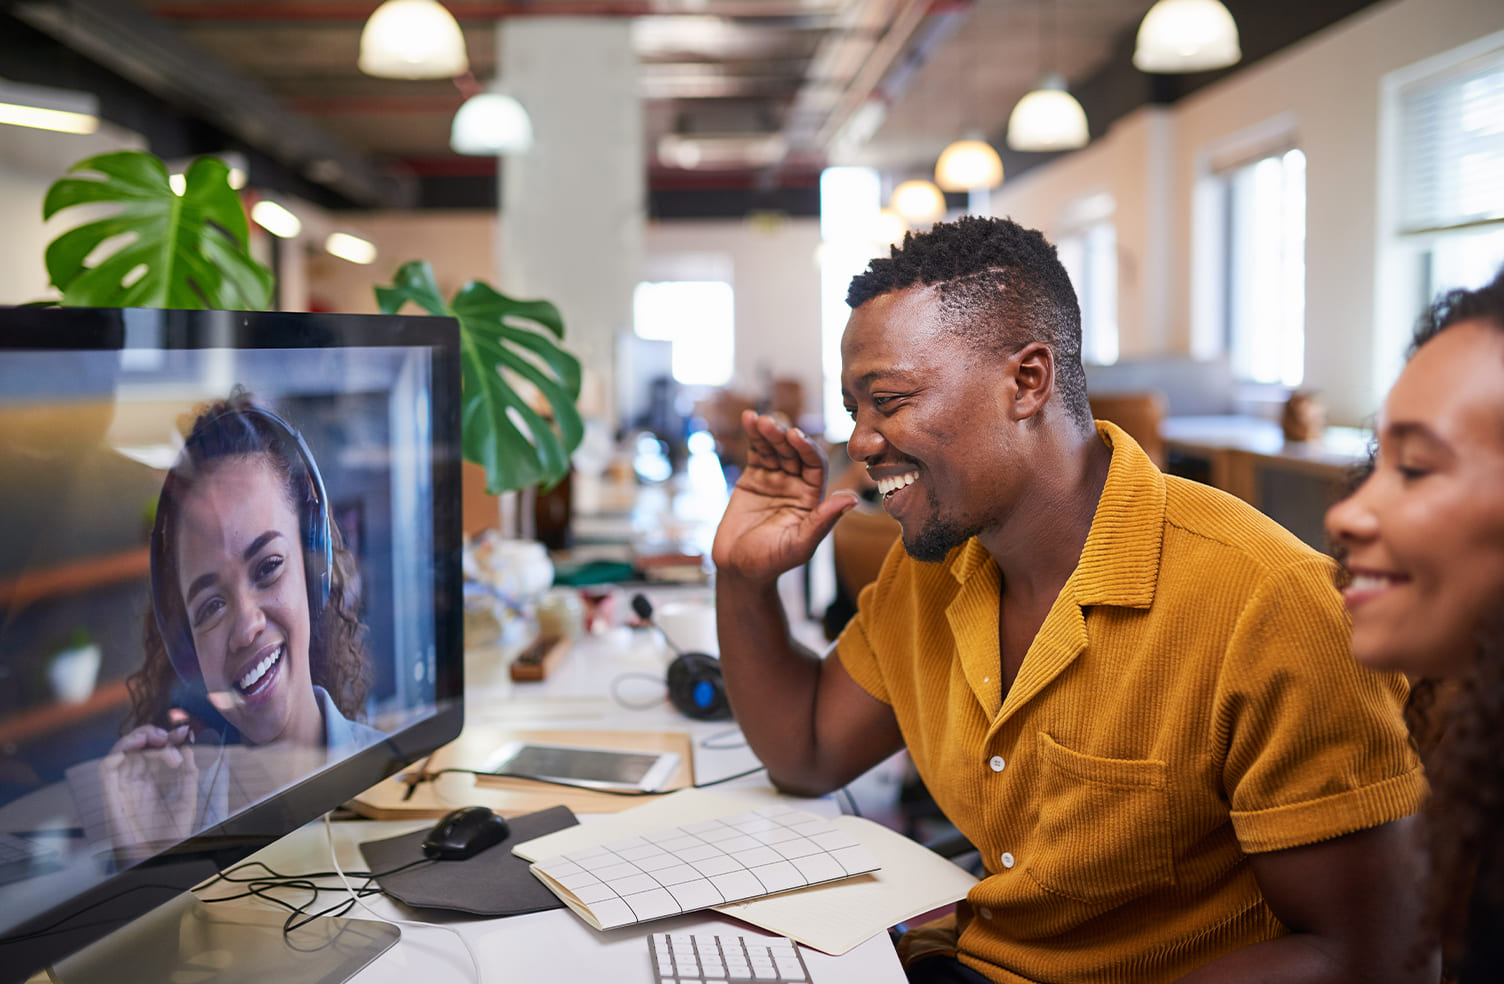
[840,285,1025,562]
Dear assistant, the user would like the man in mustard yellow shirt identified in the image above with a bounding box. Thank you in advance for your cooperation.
[711,216,1432,983]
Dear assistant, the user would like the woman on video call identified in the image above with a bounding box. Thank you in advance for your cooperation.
[1326,267,1504,982]
[101,390,382,854]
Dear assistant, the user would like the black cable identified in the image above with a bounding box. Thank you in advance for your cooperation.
[197,857,432,937]
[0,854,429,946]
[410,764,767,797]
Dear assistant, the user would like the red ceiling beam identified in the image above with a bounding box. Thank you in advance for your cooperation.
[288,94,466,113]
[396,155,498,177]
[148,2,838,21]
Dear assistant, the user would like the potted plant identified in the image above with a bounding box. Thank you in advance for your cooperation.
[38,149,583,495]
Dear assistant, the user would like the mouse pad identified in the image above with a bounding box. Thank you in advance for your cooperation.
[359,805,578,916]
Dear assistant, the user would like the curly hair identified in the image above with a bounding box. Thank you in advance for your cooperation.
[124,390,369,738]
[846,215,1090,429]
[1393,265,1504,971]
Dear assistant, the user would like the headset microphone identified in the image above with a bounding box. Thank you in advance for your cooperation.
[631,593,731,721]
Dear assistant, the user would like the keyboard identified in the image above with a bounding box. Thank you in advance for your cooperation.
[649,932,812,984]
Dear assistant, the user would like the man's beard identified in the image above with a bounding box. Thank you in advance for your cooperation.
[902,510,978,563]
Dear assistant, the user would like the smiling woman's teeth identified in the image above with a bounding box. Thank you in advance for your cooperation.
[1349,574,1398,591]
[877,473,918,498]
[238,647,282,691]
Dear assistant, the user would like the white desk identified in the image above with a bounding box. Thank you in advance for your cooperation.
[230,817,904,984]
[191,603,906,984]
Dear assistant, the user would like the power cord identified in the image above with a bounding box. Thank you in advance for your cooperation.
[608,670,673,711]
[403,763,768,798]
[697,727,747,751]
[196,856,427,934]
[322,812,484,984]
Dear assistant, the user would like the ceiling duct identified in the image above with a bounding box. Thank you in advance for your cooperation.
[12,0,414,208]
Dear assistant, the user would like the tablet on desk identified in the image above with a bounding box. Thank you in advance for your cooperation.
[485,741,682,793]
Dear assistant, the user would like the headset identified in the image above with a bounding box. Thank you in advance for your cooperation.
[150,403,332,688]
[631,594,731,721]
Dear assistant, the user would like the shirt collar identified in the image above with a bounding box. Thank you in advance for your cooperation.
[947,419,1164,610]
[1069,419,1164,609]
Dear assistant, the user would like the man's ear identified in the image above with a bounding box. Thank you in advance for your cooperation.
[1009,342,1055,421]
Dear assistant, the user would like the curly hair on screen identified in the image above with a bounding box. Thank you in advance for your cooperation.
[124,391,370,736]
[846,215,1090,428]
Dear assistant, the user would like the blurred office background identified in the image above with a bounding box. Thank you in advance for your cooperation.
[2,0,1502,448]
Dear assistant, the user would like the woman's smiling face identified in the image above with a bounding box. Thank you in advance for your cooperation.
[175,455,319,746]
[1325,318,1504,677]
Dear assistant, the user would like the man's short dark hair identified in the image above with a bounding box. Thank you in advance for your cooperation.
[846,215,1090,428]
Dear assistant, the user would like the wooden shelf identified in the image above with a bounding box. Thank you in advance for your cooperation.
[0,679,131,747]
[0,547,150,609]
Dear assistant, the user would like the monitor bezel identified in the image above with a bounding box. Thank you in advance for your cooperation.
[0,306,465,981]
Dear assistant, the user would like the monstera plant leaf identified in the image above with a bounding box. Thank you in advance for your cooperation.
[376,260,583,494]
[42,151,273,310]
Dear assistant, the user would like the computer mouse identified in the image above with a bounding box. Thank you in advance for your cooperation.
[421,806,510,861]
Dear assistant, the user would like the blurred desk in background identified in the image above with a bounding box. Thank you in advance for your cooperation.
[1161,416,1372,551]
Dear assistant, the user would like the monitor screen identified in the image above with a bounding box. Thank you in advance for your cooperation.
[0,307,463,981]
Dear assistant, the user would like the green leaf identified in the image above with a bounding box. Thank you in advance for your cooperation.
[375,260,451,318]
[41,150,272,311]
[377,264,585,494]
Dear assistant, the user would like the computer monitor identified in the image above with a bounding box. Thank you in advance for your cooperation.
[0,307,463,983]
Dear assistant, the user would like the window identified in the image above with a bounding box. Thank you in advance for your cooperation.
[1204,147,1307,387]
[632,280,734,387]
[1397,44,1504,300]
[1378,37,1504,394]
[818,166,885,443]
[1055,195,1118,366]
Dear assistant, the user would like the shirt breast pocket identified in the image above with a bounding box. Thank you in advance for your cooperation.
[1024,731,1175,906]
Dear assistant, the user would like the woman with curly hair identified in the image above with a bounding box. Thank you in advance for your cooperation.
[1326,267,1504,982]
[102,391,381,853]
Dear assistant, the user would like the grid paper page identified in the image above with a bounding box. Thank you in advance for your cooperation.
[532,805,881,930]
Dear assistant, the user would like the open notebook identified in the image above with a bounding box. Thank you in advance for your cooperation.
[530,804,880,931]
[515,787,978,955]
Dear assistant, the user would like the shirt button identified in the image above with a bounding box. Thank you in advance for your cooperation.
[1000,852,1015,869]
[988,756,1006,772]
[978,907,993,920]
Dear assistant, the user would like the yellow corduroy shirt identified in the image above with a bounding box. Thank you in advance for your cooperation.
[836,421,1425,984]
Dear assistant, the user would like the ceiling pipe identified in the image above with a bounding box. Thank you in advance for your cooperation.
[812,0,937,150]
[13,0,415,208]
[146,1,846,21]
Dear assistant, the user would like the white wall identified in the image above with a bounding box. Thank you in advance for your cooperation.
[642,216,825,428]
[301,210,499,316]
[992,0,1504,425]
[0,123,146,306]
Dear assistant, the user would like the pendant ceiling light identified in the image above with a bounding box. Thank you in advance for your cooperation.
[1006,0,1089,154]
[451,91,533,155]
[1132,0,1241,73]
[359,0,468,80]
[934,137,1003,193]
[891,179,947,226]
[1006,74,1089,152]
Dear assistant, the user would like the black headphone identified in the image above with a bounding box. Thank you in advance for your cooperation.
[666,650,731,720]
[150,403,332,688]
[630,594,731,721]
